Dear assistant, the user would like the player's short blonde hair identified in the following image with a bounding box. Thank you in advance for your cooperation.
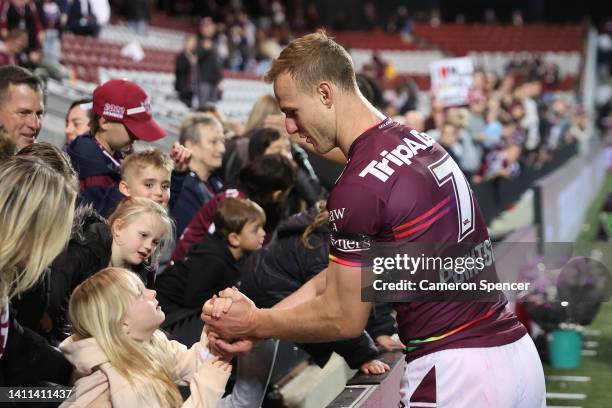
[264,31,357,94]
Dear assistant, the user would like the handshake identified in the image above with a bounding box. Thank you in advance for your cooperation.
[200,286,400,375]
[201,287,260,359]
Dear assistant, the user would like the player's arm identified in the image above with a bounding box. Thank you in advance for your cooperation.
[253,261,370,342]
[272,268,327,310]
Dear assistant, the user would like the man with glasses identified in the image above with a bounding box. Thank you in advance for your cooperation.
[0,65,44,150]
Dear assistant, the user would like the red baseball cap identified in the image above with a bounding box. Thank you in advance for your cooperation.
[92,79,166,142]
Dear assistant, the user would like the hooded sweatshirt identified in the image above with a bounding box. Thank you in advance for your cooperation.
[59,331,229,407]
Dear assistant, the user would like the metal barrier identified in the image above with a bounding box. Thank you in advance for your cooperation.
[327,351,405,407]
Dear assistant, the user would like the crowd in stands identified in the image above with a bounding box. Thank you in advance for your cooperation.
[0,0,110,70]
[378,58,585,185]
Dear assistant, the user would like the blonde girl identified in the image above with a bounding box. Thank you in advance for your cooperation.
[0,156,77,362]
[48,197,175,338]
[60,268,230,407]
[108,197,173,274]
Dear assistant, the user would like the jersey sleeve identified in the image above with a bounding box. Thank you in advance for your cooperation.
[327,181,384,267]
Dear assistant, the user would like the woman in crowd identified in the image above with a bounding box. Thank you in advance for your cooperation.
[0,155,77,386]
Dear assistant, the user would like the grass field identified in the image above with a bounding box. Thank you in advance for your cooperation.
[544,173,612,408]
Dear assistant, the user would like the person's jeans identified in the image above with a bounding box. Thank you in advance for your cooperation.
[128,19,148,36]
[198,81,220,107]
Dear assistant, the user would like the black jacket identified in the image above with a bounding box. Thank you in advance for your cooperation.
[240,207,397,369]
[156,233,239,316]
[0,305,72,387]
[170,171,223,239]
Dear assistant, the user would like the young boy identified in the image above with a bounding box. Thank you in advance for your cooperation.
[119,149,174,208]
[67,79,167,216]
[156,197,265,318]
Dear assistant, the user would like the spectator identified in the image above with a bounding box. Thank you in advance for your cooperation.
[47,197,173,340]
[0,0,44,67]
[38,0,66,67]
[88,0,109,28]
[0,155,77,387]
[387,5,412,38]
[10,142,77,339]
[172,154,296,262]
[0,28,27,65]
[157,197,265,320]
[67,79,166,217]
[64,98,91,146]
[60,268,231,407]
[227,23,249,71]
[122,0,149,36]
[66,0,100,37]
[171,114,225,238]
[474,143,522,184]
[174,34,198,107]
[404,110,425,132]
[0,65,43,149]
[424,98,445,133]
[518,80,542,151]
[196,19,223,107]
[362,0,378,31]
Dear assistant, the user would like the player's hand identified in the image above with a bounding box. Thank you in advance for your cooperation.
[210,333,257,357]
[359,359,389,375]
[202,287,259,340]
[169,142,192,172]
[376,334,406,351]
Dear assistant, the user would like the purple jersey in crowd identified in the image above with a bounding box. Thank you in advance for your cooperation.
[327,118,526,362]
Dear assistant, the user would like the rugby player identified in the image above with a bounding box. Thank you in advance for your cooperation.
[202,31,545,407]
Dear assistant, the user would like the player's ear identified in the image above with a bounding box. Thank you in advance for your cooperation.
[317,81,333,108]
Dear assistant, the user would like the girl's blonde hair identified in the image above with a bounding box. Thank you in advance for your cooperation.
[69,267,182,407]
[0,156,77,300]
[243,94,281,134]
[107,197,174,266]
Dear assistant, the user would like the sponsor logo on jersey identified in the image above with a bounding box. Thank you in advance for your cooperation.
[328,207,346,222]
[359,129,436,182]
[330,233,371,253]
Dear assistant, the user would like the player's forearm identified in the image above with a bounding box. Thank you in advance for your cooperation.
[272,269,327,310]
[253,288,369,343]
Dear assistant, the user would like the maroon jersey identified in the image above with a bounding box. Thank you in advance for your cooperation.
[327,118,526,362]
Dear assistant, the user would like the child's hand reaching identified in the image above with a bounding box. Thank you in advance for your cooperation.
[210,357,232,373]
[169,142,192,172]
[360,359,389,375]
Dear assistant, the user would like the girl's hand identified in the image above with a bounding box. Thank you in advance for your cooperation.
[211,357,232,372]
[210,294,234,319]
[360,359,389,375]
